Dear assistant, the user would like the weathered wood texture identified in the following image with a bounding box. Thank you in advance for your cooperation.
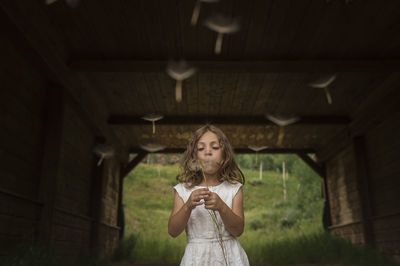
[326,147,365,244]
[96,158,121,257]
[0,16,47,260]
[50,101,95,262]
[0,38,123,265]
[324,75,400,260]
[364,111,400,260]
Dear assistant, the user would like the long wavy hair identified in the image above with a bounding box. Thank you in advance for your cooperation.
[177,124,245,188]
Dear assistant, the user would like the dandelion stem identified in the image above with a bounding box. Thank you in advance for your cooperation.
[199,161,228,266]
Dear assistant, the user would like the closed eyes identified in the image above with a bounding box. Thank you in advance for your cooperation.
[197,147,220,151]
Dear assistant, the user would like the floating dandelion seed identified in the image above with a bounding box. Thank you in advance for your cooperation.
[188,158,214,172]
[46,0,80,8]
[248,145,268,165]
[266,114,299,147]
[204,14,240,55]
[188,159,201,172]
[139,143,166,153]
[308,74,337,105]
[141,114,163,134]
[93,144,115,166]
[166,60,196,103]
[265,114,300,127]
[191,0,219,26]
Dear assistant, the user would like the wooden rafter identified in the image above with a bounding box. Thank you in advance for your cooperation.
[296,152,325,178]
[121,151,148,178]
[109,115,350,126]
[69,59,400,73]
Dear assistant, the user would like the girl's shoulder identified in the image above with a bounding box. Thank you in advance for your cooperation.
[174,182,195,191]
[222,181,243,197]
[173,182,196,202]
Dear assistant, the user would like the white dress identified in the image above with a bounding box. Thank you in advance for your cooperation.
[174,181,250,266]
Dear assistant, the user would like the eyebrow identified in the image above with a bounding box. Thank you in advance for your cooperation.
[197,141,219,145]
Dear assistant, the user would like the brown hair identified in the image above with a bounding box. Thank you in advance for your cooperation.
[176,124,245,188]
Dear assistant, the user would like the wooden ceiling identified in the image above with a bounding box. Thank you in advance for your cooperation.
[2,0,400,154]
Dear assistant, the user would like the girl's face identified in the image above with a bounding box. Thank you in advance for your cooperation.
[196,131,223,175]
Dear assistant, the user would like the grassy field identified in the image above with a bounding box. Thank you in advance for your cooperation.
[0,158,399,266]
[119,160,399,266]
[2,159,398,266]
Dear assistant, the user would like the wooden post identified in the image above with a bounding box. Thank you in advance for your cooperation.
[353,135,375,246]
[90,137,106,254]
[117,162,125,241]
[321,166,332,230]
[37,87,65,244]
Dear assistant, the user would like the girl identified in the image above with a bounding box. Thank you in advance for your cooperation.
[168,125,249,266]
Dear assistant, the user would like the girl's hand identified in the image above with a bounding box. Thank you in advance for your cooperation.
[186,188,210,209]
[204,192,224,211]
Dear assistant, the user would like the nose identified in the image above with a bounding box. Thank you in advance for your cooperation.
[204,146,212,155]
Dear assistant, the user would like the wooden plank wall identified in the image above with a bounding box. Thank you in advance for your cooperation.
[322,75,400,261]
[326,147,365,244]
[50,101,95,262]
[365,111,400,260]
[97,158,121,256]
[0,24,124,264]
[0,25,47,261]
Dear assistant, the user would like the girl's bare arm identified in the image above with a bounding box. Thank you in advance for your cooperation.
[205,187,244,237]
[168,188,209,237]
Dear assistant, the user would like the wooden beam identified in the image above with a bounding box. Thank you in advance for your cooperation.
[121,152,148,178]
[296,153,325,178]
[129,147,316,154]
[353,135,375,246]
[109,115,350,126]
[69,59,400,73]
[37,87,65,244]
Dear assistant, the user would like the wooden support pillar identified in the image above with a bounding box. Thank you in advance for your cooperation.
[117,163,125,240]
[353,135,375,246]
[321,166,332,229]
[37,87,65,244]
[90,137,105,254]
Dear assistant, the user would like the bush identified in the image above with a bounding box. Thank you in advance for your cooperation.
[248,179,264,186]
[249,216,265,230]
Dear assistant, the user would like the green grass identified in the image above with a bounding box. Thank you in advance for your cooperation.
[120,162,399,265]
